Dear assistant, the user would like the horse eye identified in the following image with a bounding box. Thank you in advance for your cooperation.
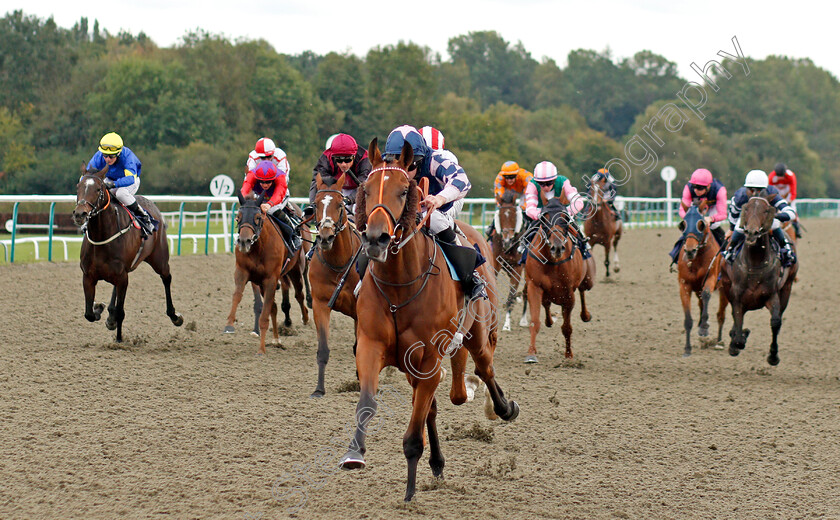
[400,189,408,198]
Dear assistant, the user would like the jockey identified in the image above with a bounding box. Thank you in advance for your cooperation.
[246,137,291,177]
[518,161,590,261]
[309,133,372,209]
[679,168,727,246]
[587,167,622,221]
[486,161,532,238]
[769,162,802,238]
[380,125,487,300]
[724,169,797,267]
[241,160,301,252]
[86,132,155,237]
[419,126,459,164]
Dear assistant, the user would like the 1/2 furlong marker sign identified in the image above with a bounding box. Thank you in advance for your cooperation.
[210,174,235,198]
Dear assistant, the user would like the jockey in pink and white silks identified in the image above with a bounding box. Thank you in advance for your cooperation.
[518,161,590,261]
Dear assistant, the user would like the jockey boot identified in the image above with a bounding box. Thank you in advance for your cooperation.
[772,226,796,267]
[792,220,803,238]
[271,211,301,252]
[669,237,684,264]
[306,237,318,260]
[711,226,726,248]
[485,224,495,239]
[435,228,487,300]
[127,201,154,237]
[724,229,745,263]
[568,220,592,259]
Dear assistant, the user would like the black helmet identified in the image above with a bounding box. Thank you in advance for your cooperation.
[773,163,786,175]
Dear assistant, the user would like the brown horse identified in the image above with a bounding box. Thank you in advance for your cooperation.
[490,192,528,332]
[524,200,595,363]
[676,203,727,357]
[339,139,519,502]
[583,177,622,277]
[719,194,798,365]
[306,172,362,397]
[72,165,183,342]
[225,193,310,355]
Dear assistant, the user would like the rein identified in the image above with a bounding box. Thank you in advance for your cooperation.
[366,166,433,254]
[369,235,440,314]
[534,219,576,265]
[77,185,136,246]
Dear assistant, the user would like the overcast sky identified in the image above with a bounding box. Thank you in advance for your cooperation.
[7,0,838,81]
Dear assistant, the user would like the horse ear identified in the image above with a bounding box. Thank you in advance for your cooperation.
[334,171,345,188]
[80,162,87,175]
[678,220,687,232]
[368,138,381,166]
[237,190,245,205]
[315,172,324,188]
[399,140,414,170]
[257,192,266,206]
[95,165,108,179]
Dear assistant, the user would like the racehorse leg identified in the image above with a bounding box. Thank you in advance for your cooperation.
[311,299,331,398]
[527,281,542,360]
[112,275,129,343]
[257,277,278,355]
[716,290,728,345]
[579,260,594,322]
[728,301,749,356]
[341,338,387,470]
[426,396,444,479]
[269,296,280,346]
[303,257,313,309]
[403,367,440,501]
[280,278,292,328]
[612,224,621,273]
[144,235,184,327]
[83,275,104,322]
[519,278,530,328]
[560,300,574,359]
[289,267,309,325]
[543,300,553,328]
[579,287,592,322]
[448,345,468,406]
[106,286,118,330]
[680,281,693,356]
[698,289,710,337]
[604,239,611,278]
[766,295,782,366]
[224,268,248,334]
[251,282,262,335]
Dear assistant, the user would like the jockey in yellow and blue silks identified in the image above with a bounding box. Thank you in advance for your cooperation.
[86,132,155,236]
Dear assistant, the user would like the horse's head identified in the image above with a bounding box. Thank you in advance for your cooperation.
[497,191,523,250]
[310,172,347,251]
[539,199,572,262]
[678,204,708,261]
[742,192,776,246]
[588,176,607,205]
[357,138,419,262]
[235,191,266,253]
[73,163,110,226]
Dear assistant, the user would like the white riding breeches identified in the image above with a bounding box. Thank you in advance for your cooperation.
[112,178,140,206]
[429,199,465,234]
[734,216,781,233]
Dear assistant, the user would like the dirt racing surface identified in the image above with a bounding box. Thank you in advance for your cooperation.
[1,220,838,519]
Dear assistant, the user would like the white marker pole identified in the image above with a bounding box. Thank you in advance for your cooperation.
[661,166,677,227]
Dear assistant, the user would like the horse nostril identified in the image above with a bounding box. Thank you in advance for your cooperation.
[376,232,391,247]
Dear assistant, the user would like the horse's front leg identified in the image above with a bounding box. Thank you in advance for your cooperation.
[560,298,575,359]
[224,268,248,333]
[311,299,331,398]
[280,277,292,328]
[698,289,710,337]
[680,281,693,356]
[258,277,278,355]
[106,285,118,330]
[403,366,441,502]
[604,241,611,278]
[340,335,386,470]
[766,294,782,366]
[728,300,749,356]
[112,274,129,343]
[289,266,309,325]
[716,290,728,345]
[526,280,542,362]
[251,282,262,335]
[83,275,104,322]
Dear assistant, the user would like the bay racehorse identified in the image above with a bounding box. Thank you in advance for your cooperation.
[305,172,362,397]
[676,203,727,356]
[339,139,519,502]
[583,175,622,277]
[225,193,310,355]
[490,191,528,332]
[719,193,798,365]
[72,164,183,342]
[524,199,595,363]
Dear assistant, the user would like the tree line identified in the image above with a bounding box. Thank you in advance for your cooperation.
[1,10,838,199]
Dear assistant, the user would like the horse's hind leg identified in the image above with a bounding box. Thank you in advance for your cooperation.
[612,227,621,273]
[280,278,292,328]
[426,396,444,479]
[290,268,309,325]
[303,258,313,309]
[83,275,104,322]
[766,295,782,366]
[716,290,728,345]
[467,329,519,422]
[106,286,118,330]
[680,282,693,356]
[147,248,183,327]
[112,275,129,343]
[604,242,611,278]
[579,287,592,322]
[403,369,440,501]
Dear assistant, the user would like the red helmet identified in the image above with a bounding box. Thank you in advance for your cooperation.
[420,126,445,150]
[689,168,713,187]
[255,137,276,158]
[253,160,279,181]
[328,133,358,156]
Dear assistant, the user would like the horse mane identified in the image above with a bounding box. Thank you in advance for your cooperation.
[355,180,368,230]
[501,191,516,204]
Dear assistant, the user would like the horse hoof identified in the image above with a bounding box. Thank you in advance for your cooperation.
[223,326,235,334]
[310,389,325,398]
[171,313,184,327]
[464,375,481,402]
[284,319,292,328]
[581,312,592,323]
[340,451,366,470]
[683,349,691,357]
[519,316,529,327]
[524,355,538,364]
[106,319,117,331]
[250,330,259,337]
[502,324,511,332]
[767,355,780,366]
[728,345,741,357]
[501,400,520,422]
[698,326,709,337]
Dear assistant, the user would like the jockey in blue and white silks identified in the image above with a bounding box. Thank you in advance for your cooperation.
[724,169,797,267]
[86,132,155,236]
[380,125,486,300]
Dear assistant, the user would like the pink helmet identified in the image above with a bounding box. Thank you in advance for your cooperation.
[533,161,558,182]
[689,168,713,187]
[255,137,276,158]
[253,160,279,181]
[420,126,445,150]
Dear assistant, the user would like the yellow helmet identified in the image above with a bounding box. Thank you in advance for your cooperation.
[98,132,124,155]
[500,161,520,176]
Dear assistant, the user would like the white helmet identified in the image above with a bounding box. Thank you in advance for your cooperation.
[420,126,445,150]
[325,133,339,150]
[255,137,276,158]
[744,169,769,189]
[533,161,558,182]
